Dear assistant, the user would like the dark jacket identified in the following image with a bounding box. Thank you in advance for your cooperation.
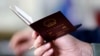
[71,28,100,43]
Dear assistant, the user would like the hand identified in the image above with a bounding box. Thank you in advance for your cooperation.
[10,28,93,56]
[9,28,38,56]
[33,34,93,56]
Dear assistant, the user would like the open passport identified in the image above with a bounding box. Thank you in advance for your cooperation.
[10,5,76,42]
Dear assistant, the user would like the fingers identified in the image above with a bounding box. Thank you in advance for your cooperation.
[9,28,38,55]
[29,31,39,48]
[33,35,44,48]
[10,29,33,49]
[14,42,32,55]
[32,30,39,40]
[42,48,54,56]
[34,43,51,56]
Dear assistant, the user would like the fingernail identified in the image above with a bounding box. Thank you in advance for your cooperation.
[45,43,50,47]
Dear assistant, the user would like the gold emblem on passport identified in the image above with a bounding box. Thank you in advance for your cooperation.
[43,19,56,27]
[30,11,76,42]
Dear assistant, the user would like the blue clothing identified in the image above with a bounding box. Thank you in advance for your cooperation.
[71,28,100,43]
[59,0,100,43]
[60,1,100,43]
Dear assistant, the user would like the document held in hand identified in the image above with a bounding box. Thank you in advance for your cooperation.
[10,5,76,42]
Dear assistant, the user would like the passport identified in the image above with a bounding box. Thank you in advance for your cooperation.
[30,11,76,42]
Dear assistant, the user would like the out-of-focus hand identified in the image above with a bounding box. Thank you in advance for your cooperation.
[9,28,41,56]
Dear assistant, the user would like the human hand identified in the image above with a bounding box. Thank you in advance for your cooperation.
[9,28,39,56]
[10,28,93,56]
[33,34,93,56]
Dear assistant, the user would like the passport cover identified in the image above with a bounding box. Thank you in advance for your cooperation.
[30,11,76,42]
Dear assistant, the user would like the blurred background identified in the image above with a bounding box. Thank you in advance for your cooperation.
[0,0,68,55]
[0,0,32,55]
[0,0,100,56]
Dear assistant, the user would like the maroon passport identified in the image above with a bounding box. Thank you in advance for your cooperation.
[30,11,76,42]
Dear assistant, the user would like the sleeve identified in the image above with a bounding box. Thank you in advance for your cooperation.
[91,43,100,56]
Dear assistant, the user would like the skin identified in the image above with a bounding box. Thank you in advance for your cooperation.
[9,28,93,56]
